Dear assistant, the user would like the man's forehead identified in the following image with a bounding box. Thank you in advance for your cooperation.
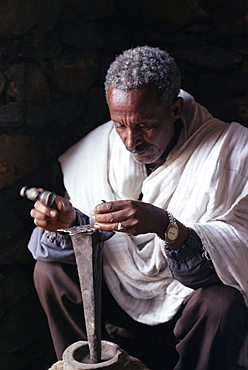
[107,84,160,105]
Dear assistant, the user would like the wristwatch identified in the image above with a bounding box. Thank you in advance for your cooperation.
[164,211,179,244]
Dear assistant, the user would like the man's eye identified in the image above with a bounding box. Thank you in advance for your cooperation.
[139,123,159,130]
[114,123,125,129]
[140,125,152,130]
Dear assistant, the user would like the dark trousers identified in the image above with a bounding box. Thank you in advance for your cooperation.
[34,261,248,370]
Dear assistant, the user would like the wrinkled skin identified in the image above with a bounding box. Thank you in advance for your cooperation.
[93,199,168,236]
[31,85,188,249]
[108,85,182,165]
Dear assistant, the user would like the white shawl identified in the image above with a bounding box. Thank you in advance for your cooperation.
[59,90,248,325]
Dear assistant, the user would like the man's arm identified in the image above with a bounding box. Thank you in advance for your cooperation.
[28,201,89,262]
[93,200,221,289]
[164,228,221,289]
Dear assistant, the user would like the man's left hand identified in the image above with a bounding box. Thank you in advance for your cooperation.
[93,200,167,237]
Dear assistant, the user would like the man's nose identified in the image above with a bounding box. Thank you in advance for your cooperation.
[125,128,142,150]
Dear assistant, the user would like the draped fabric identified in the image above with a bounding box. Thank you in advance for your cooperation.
[59,90,248,325]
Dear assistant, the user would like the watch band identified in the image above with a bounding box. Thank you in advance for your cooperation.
[166,210,176,225]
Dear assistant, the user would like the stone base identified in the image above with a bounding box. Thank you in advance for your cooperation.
[49,361,63,370]
[49,356,150,370]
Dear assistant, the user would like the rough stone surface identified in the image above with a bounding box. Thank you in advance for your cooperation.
[0,135,43,188]
[6,63,50,100]
[129,0,206,28]
[26,93,86,129]
[0,102,25,127]
[0,0,63,38]
[52,53,98,93]
[0,1,247,369]
[49,356,150,370]
[49,362,64,370]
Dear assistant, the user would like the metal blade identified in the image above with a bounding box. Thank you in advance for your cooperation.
[58,225,114,363]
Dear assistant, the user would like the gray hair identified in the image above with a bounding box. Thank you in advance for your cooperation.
[105,45,181,107]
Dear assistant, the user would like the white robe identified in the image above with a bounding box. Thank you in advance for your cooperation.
[59,90,248,325]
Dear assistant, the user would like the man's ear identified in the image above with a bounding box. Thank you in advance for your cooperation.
[171,97,183,121]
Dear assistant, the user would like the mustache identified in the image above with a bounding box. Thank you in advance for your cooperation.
[126,143,150,154]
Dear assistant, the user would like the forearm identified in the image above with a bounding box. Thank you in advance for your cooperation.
[164,228,221,289]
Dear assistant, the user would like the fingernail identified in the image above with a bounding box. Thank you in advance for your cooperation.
[50,210,57,217]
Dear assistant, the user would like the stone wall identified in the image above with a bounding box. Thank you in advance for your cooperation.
[0,0,247,369]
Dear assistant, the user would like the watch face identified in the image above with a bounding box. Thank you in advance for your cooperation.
[166,225,179,242]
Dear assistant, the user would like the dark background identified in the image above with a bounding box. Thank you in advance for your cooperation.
[0,0,247,368]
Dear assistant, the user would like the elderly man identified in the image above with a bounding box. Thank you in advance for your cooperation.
[28,46,248,370]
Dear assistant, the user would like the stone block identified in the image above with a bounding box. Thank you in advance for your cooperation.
[0,293,48,353]
[57,8,104,49]
[0,0,63,38]
[86,86,109,125]
[0,232,34,263]
[60,21,104,49]
[6,63,50,101]
[0,135,43,188]
[217,97,248,127]
[128,0,206,28]
[0,320,52,370]
[0,264,34,308]
[215,0,248,36]
[0,102,25,127]
[70,0,119,20]
[0,72,5,95]
[52,53,98,93]
[26,93,86,129]
[17,35,63,59]
[173,46,242,71]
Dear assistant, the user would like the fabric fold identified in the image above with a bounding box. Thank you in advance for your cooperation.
[59,90,248,324]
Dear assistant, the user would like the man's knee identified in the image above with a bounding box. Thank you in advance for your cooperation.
[34,261,58,293]
[184,284,244,312]
[198,284,246,322]
[175,284,247,338]
[33,261,61,307]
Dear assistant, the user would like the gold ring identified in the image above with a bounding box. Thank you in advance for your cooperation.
[117,222,126,232]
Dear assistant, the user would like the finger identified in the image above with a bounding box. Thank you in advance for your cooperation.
[33,200,57,217]
[94,222,117,231]
[31,206,57,221]
[37,187,45,192]
[54,196,71,212]
[93,210,124,223]
[94,220,133,233]
[94,222,120,232]
[116,221,131,232]
[94,200,127,214]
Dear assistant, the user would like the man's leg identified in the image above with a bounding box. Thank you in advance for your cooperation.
[34,261,247,369]
[34,261,149,360]
[34,261,86,359]
[33,260,178,369]
[174,284,248,370]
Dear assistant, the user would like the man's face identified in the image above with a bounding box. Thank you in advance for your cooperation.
[107,85,182,165]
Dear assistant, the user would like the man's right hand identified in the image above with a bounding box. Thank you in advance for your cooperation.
[30,192,76,232]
